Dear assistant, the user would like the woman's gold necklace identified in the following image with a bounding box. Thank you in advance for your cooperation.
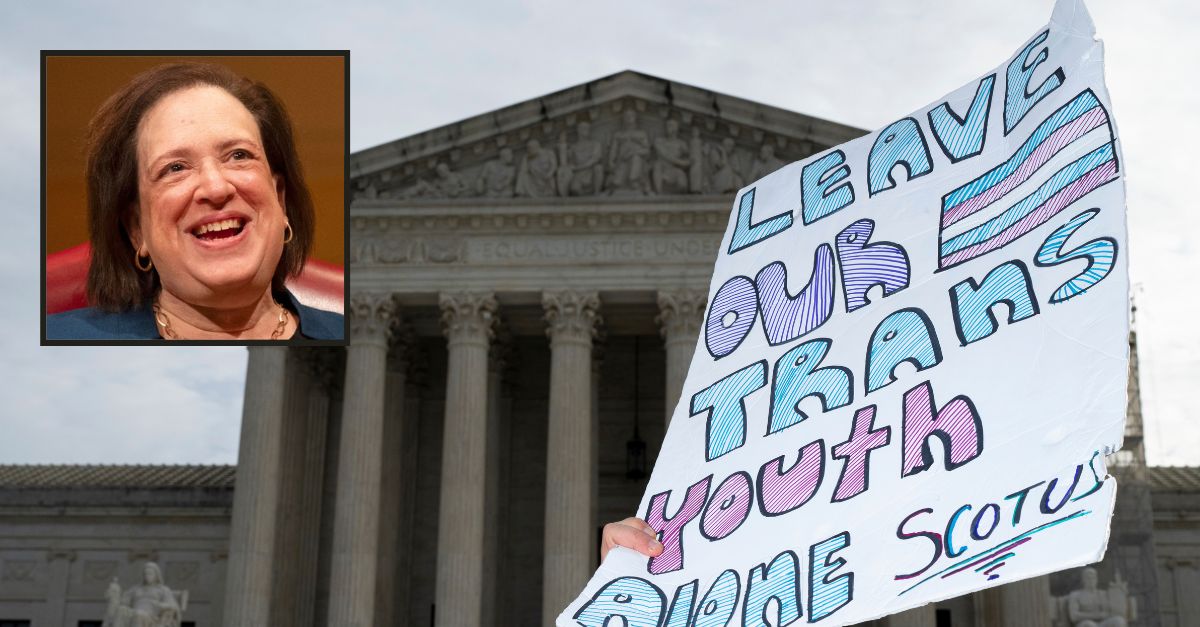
[153,300,290,340]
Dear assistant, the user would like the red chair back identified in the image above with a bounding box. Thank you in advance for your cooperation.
[45,242,345,315]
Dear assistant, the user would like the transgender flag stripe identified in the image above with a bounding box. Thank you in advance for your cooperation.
[942,107,1106,229]
[942,89,1107,229]
[937,88,1119,270]
[941,150,1118,267]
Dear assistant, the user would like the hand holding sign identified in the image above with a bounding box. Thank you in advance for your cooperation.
[560,0,1129,625]
[600,517,664,562]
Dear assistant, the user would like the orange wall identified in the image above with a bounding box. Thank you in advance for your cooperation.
[44,54,345,266]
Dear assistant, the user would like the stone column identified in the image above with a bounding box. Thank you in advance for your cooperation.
[657,289,707,427]
[270,349,314,626]
[997,575,1052,626]
[541,290,601,625]
[481,330,509,627]
[295,349,335,627]
[272,348,338,627]
[494,351,517,625]
[224,346,289,627]
[326,292,396,627]
[886,605,935,627]
[589,333,606,570]
[375,331,410,627]
[435,291,497,627]
[395,347,427,626]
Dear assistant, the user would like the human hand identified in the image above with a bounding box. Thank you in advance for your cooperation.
[600,517,663,562]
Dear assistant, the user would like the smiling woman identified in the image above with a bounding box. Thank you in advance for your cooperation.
[46,61,344,341]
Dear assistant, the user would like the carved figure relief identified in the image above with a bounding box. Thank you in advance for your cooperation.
[652,119,691,194]
[728,139,755,187]
[353,236,467,265]
[360,103,806,200]
[607,109,652,195]
[749,144,785,181]
[403,162,469,199]
[377,240,412,264]
[423,238,465,263]
[515,139,559,198]
[688,128,705,193]
[707,137,743,194]
[355,178,378,200]
[478,147,516,198]
[165,561,198,585]
[556,122,606,196]
[1,559,35,582]
[85,560,120,583]
[352,239,376,264]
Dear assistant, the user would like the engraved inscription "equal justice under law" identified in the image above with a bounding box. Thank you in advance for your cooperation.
[473,237,720,262]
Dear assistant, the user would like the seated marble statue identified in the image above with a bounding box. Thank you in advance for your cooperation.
[516,139,559,198]
[103,562,182,627]
[1068,567,1127,627]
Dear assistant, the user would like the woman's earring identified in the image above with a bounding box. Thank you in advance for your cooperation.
[283,222,293,244]
[135,250,153,272]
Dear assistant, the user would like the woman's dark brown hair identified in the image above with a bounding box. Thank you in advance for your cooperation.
[84,62,314,310]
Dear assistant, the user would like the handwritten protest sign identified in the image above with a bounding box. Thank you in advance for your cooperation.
[558,0,1128,624]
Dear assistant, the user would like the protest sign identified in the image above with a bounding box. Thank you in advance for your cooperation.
[558,0,1128,624]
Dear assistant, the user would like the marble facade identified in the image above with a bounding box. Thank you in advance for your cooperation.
[1,72,1197,627]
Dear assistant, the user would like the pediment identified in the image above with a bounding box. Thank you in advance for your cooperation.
[350,70,866,201]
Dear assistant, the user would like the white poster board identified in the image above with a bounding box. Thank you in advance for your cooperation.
[558,0,1128,624]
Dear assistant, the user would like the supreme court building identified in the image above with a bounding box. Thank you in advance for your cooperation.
[2,72,1199,627]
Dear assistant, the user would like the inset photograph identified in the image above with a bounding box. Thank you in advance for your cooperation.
[42,52,347,344]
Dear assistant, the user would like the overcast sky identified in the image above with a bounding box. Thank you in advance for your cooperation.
[0,0,1195,466]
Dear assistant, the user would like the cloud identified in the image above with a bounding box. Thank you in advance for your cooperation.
[0,0,1196,466]
[0,347,246,464]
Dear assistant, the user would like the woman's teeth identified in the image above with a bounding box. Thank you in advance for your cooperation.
[193,218,245,240]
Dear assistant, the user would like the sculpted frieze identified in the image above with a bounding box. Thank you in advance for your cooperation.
[651,119,690,195]
[1,559,36,582]
[165,561,199,585]
[557,121,605,196]
[352,208,725,239]
[401,161,470,199]
[515,139,559,198]
[356,100,816,200]
[748,144,786,182]
[707,137,747,194]
[353,237,464,265]
[86,560,120,583]
[352,232,719,266]
[477,147,516,197]
[608,109,652,195]
[423,238,465,263]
